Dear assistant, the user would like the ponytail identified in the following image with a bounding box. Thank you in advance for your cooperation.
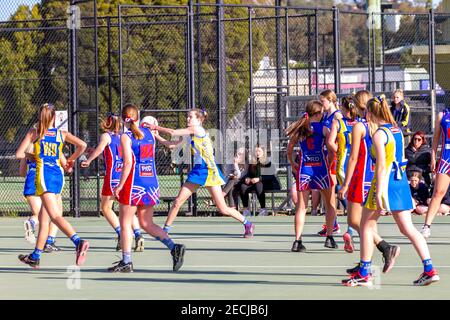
[367,94,396,126]
[122,103,144,140]
[341,96,357,120]
[285,100,323,141]
[37,103,56,140]
[101,112,121,135]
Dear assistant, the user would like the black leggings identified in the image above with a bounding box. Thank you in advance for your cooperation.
[240,182,266,209]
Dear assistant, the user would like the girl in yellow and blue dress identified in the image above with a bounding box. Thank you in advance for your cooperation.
[342,95,439,287]
[150,108,255,238]
[15,103,89,268]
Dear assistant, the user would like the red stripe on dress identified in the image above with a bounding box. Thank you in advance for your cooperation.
[103,145,113,195]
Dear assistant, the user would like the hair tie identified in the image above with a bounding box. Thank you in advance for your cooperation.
[201,107,207,115]
[303,112,309,120]
[374,95,383,104]
[124,116,137,123]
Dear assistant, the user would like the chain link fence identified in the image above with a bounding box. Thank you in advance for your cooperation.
[0,3,448,215]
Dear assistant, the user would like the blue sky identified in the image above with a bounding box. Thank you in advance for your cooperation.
[0,0,445,22]
[0,0,40,21]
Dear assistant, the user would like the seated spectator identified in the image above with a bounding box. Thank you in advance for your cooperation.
[409,171,430,215]
[405,131,432,186]
[390,89,411,138]
[239,145,280,217]
[221,147,247,209]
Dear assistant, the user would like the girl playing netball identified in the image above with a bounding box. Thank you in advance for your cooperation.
[109,104,185,273]
[15,103,89,268]
[337,91,398,273]
[149,108,255,238]
[421,107,450,238]
[342,96,439,287]
[286,100,338,251]
[318,90,342,236]
[81,112,145,252]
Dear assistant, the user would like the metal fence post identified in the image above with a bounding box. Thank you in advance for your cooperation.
[107,16,113,114]
[333,6,340,94]
[428,8,436,131]
[275,0,283,132]
[69,1,80,218]
[248,7,255,150]
[94,0,100,216]
[188,0,197,216]
[216,0,227,159]
[372,12,377,92]
[315,9,319,94]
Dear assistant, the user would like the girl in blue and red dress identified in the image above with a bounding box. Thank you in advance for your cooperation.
[421,107,450,238]
[81,113,145,252]
[109,104,185,273]
[286,100,338,252]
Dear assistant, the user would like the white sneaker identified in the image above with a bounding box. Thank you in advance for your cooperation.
[24,219,36,244]
[420,225,431,238]
[258,208,268,216]
[243,209,251,217]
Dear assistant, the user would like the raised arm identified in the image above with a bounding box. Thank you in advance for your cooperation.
[150,124,194,137]
[80,133,111,168]
[62,131,87,169]
[154,133,184,150]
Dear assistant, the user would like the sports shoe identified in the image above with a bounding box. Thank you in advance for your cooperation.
[24,219,36,244]
[317,224,341,237]
[243,209,251,217]
[171,244,186,272]
[291,240,306,252]
[134,234,145,252]
[115,236,121,251]
[382,245,400,273]
[244,222,255,238]
[343,232,354,253]
[342,271,373,287]
[75,239,90,266]
[324,236,338,249]
[413,269,440,286]
[258,208,268,216]
[346,263,361,275]
[108,260,133,273]
[18,254,40,269]
[44,243,61,253]
[420,224,431,239]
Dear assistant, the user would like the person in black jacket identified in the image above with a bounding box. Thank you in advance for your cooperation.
[390,89,411,137]
[405,131,432,186]
[409,171,430,215]
[238,145,280,216]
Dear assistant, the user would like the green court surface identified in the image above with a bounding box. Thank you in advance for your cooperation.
[0,216,449,300]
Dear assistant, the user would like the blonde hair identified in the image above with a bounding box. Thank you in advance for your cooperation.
[122,104,143,140]
[367,94,396,126]
[285,100,323,141]
[37,103,56,140]
[101,113,121,135]
[392,88,404,100]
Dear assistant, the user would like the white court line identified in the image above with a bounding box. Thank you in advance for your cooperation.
[1,265,450,269]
